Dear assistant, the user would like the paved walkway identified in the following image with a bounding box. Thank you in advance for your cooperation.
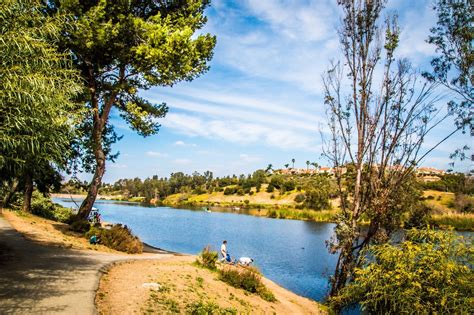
[0,215,170,314]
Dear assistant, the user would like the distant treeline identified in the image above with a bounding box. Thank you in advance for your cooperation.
[62,170,336,210]
[420,173,474,194]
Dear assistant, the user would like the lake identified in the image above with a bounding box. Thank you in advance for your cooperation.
[53,198,338,302]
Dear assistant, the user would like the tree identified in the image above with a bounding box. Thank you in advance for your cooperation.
[330,229,473,313]
[311,162,319,170]
[265,164,273,173]
[306,160,310,170]
[0,0,81,212]
[284,163,290,169]
[322,0,454,299]
[291,158,295,169]
[424,0,473,161]
[48,0,216,220]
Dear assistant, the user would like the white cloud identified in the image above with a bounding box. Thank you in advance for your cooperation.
[162,113,318,151]
[109,163,127,169]
[173,158,192,165]
[146,151,168,157]
[240,153,262,163]
[174,140,197,147]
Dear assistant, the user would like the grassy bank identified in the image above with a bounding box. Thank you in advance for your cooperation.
[429,213,474,231]
[96,256,325,314]
[53,191,474,231]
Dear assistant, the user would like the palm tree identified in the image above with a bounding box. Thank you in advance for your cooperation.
[311,162,319,170]
[284,164,290,169]
[265,164,273,173]
[306,160,310,170]
[291,158,295,169]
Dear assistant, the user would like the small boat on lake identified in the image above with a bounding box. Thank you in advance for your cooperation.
[202,207,211,213]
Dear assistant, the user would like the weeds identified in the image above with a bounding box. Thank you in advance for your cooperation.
[218,266,276,302]
[186,301,237,315]
[195,246,218,270]
[85,224,143,253]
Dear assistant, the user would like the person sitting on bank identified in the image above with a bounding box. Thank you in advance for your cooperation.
[238,257,254,266]
[89,234,100,245]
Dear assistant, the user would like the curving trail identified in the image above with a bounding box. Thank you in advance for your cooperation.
[0,214,171,314]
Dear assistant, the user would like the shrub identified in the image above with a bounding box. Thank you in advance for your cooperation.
[454,193,473,213]
[294,193,306,203]
[70,219,91,233]
[329,229,473,313]
[186,301,236,315]
[236,189,244,196]
[196,246,218,270]
[85,224,143,253]
[218,266,276,302]
[30,192,73,222]
[266,185,274,193]
[224,187,237,195]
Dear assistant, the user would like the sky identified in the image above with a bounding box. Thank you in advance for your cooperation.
[87,0,472,183]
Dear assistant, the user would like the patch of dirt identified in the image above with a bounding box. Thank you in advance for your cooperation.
[96,256,325,314]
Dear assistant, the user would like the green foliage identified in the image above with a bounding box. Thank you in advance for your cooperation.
[85,224,143,253]
[218,267,276,302]
[30,191,73,223]
[421,174,474,194]
[330,229,474,313]
[70,219,91,233]
[424,0,473,138]
[265,185,274,193]
[196,246,218,270]
[186,301,237,315]
[454,193,473,213]
[404,204,432,229]
[0,0,81,170]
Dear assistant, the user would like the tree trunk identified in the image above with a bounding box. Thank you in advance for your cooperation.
[22,172,33,212]
[77,136,106,220]
[2,179,19,208]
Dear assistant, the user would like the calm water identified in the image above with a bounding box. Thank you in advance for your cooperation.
[54,198,338,302]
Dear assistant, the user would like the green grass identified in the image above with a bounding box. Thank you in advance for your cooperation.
[265,208,336,221]
[430,214,474,231]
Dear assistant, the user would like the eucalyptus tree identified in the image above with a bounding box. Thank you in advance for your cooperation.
[424,0,473,160]
[0,0,81,211]
[322,0,454,299]
[48,0,216,220]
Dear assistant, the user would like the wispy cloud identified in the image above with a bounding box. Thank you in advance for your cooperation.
[109,163,128,169]
[173,158,192,165]
[174,140,197,147]
[146,151,168,157]
[162,113,318,151]
[240,153,262,163]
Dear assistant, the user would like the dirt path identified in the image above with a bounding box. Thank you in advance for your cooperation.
[0,214,171,314]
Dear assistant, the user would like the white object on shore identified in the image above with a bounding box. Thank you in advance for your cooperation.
[142,282,161,290]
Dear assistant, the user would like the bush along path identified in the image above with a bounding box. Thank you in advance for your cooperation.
[0,213,172,314]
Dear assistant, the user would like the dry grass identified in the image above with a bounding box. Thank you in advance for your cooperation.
[96,256,325,314]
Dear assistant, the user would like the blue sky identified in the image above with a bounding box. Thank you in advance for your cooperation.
[92,0,471,183]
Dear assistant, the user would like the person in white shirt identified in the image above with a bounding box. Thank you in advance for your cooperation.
[238,257,254,266]
[220,240,228,262]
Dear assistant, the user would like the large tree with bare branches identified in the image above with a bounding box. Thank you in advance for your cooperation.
[322,0,457,300]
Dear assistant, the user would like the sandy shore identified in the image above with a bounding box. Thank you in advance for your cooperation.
[3,210,326,314]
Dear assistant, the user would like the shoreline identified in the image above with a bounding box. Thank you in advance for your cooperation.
[2,209,326,314]
[52,193,474,231]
